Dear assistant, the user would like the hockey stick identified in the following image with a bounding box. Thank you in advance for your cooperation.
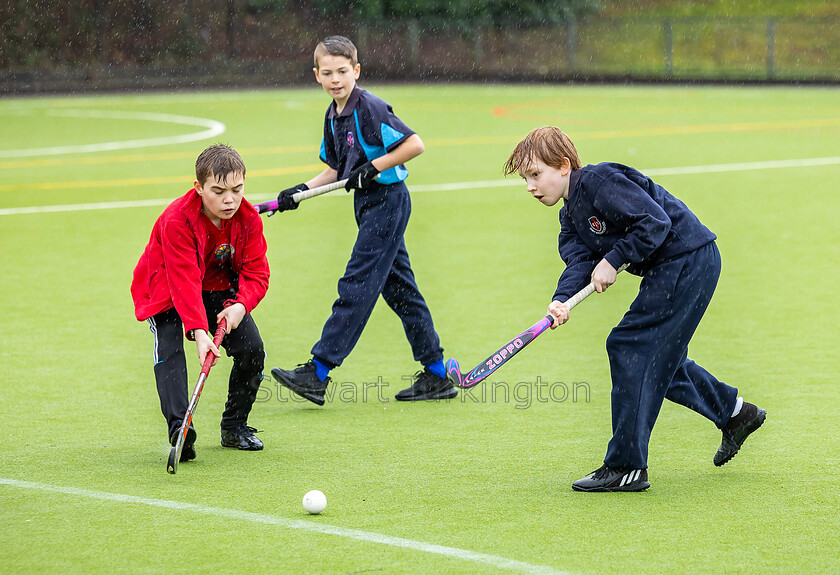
[446,264,629,389]
[167,318,227,475]
[254,179,350,215]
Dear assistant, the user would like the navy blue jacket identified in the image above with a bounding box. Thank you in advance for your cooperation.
[554,162,716,302]
[320,86,414,188]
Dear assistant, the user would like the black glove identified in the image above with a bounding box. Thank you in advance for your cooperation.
[345,161,380,192]
[270,183,307,215]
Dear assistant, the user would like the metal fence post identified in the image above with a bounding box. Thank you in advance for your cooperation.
[94,0,105,64]
[766,18,776,80]
[473,24,484,70]
[227,0,235,59]
[567,16,577,72]
[358,24,368,59]
[407,19,420,71]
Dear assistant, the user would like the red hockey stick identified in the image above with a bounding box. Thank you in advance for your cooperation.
[167,318,227,474]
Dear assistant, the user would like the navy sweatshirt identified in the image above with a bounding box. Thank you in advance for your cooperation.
[553,162,716,302]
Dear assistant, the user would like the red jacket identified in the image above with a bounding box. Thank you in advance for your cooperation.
[131,189,270,337]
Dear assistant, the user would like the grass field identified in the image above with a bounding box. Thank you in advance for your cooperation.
[1,84,839,574]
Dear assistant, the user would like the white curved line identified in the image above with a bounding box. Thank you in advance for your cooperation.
[0,110,226,158]
[0,478,570,575]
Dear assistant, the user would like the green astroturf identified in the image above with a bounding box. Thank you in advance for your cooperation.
[1,84,839,574]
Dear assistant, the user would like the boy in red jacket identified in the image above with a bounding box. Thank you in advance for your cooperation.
[132,144,269,463]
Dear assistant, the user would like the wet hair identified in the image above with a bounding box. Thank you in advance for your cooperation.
[195,144,246,186]
[503,126,582,175]
[314,35,358,68]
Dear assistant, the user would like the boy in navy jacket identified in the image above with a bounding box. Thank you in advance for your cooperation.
[504,127,766,492]
[269,36,455,404]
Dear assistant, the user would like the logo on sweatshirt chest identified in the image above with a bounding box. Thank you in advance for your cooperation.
[588,216,606,235]
[214,243,232,260]
[347,131,355,147]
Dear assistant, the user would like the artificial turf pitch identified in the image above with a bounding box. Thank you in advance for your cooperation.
[1,85,838,574]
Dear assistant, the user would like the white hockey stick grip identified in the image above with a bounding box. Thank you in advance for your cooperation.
[565,263,630,310]
[292,179,349,203]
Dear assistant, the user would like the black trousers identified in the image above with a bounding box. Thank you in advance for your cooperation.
[147,290,264,438]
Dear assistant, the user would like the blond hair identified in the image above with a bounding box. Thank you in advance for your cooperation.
[504,127,582,175]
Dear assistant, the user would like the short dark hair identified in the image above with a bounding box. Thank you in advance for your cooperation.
[314,35,358,68]
[195,144,246,186]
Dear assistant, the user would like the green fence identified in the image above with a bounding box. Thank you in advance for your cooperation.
[355,17,840,82]
[3,14,840,93]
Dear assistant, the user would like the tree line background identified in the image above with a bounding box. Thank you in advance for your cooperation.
[1,0,596,67]
[2,0,839,92]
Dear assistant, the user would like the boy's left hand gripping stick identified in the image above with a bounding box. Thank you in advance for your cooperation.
[167,318,227,475]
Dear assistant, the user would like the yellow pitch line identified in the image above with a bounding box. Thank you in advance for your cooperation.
[426,117,840,146]
[0,144,317,170]
[0,164,324,192]
[578,117,840,140]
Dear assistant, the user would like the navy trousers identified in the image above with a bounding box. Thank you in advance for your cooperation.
[603,242,738,469]
[148,290,264,438]
[311,185,443,368]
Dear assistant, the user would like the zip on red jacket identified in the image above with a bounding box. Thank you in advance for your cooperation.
[131,188,270,339]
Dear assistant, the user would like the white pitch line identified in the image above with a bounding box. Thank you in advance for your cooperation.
[2,155,839,217]
[0,198,177,215]
[0,110,225,158]
[642,155,840,176]
[0,478,569,575]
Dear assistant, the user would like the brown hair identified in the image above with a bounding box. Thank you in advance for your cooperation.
[503,127,582,176]
[314,35,358,68]
[195,144,246,186]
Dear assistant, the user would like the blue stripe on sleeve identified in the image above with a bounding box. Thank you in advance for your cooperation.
[353,111,407,184]
[381,123,406,150]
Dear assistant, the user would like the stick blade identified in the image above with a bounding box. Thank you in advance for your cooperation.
[445,358,467,388]
[167,445,179,474]
[167,425,186,475]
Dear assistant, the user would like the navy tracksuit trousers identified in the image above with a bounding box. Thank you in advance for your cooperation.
[604,242,738,469]
[311,184,443,369]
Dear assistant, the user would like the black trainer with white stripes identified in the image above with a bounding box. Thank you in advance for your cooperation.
[572,464,650,492]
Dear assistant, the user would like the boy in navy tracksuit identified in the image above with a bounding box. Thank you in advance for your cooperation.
[504,127,766,492]
[269,35,456,404]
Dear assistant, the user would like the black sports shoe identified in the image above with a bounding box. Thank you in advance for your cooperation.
[220,424,264,451]
[395,368,458,401]
[271,361,331,406]
[714,401,766,466]
[169,426,197,462]
[572,464,650,492]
